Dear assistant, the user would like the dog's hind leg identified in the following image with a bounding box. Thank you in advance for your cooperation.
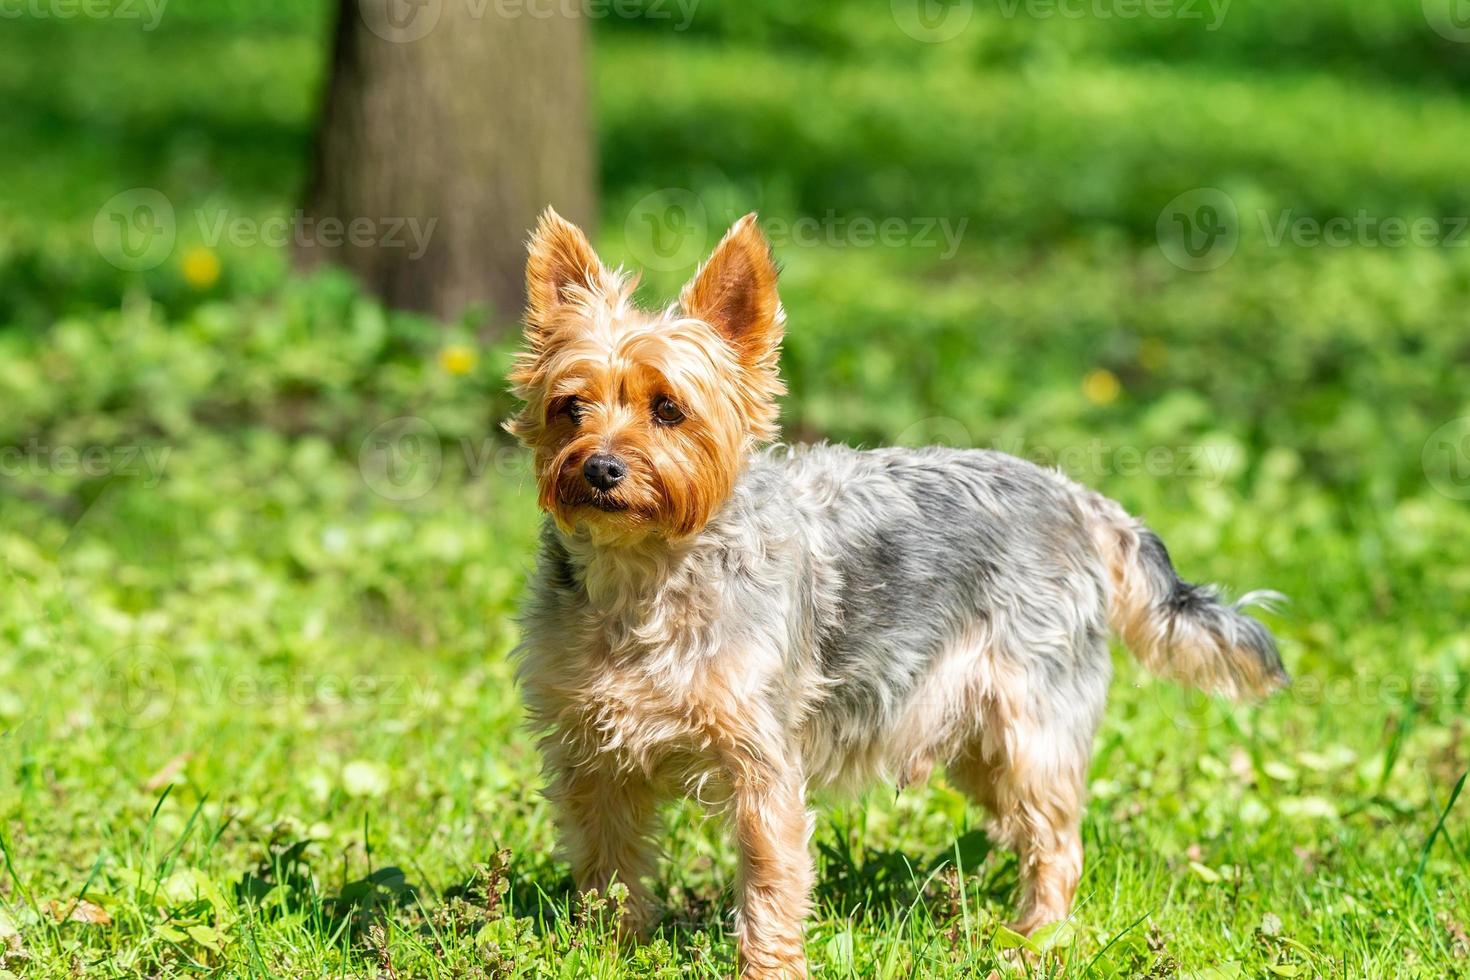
[950,727,1088,933]
[947,650,1105,934]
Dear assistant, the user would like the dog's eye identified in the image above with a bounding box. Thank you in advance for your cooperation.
[557,397,582,425]
[652,396,684,425]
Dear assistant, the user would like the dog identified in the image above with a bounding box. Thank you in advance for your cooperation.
[507,208,1288,977]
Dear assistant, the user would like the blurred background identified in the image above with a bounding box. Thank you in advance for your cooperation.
[2,1,1469,975]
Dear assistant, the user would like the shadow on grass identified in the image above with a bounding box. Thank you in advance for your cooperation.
[228,820,1017,970]
[454,824,1019,937]
[815,825,1017,922]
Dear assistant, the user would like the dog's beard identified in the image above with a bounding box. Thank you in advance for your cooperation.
[573,489,628,513]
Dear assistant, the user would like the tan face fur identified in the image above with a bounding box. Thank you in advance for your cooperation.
[507,208,785,542]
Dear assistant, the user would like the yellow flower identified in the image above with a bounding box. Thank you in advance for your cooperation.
[1082,368,1121,406]
[438,344,478,376]
[181,247,221,289]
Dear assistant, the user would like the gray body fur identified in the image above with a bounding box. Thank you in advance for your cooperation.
[517,444,1285,796]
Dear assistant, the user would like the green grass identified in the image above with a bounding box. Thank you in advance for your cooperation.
[2,0,1470,976]
[3,376,1466,977]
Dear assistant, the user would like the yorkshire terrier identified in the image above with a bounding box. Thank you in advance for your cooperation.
[508,209,1287,977]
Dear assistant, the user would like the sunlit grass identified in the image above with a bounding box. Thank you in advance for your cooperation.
[1,0,1468,975]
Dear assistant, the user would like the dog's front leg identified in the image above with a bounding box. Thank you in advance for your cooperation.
[728,763,813,978]
[543,748,659,938]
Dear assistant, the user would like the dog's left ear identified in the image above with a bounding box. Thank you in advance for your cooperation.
[680,213,783,366]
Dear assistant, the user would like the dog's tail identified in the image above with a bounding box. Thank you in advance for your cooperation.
[1084,493,1288,700]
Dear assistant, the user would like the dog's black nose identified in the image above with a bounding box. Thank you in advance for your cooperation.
[582,453,627,491]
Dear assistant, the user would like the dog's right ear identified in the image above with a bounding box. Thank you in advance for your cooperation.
[525,207,607,335]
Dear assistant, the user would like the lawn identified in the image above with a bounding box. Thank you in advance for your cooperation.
[1,1,1469,977]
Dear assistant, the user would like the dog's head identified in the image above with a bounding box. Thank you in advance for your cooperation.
[507,209,784,543]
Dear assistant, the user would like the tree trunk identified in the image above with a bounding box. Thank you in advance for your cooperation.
[300,0,596,327]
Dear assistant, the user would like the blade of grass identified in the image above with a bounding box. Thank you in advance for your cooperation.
[1414,770,1466,881]
[1082,908,1151,977]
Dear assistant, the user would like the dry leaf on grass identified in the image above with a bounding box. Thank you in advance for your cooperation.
[2,932,28,970]
[1441,913,1469,959]
[144,752,193,792]
[47,899,111,926]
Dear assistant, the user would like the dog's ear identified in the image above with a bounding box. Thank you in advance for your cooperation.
[680,213,783,366]
[525,207,607,334]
